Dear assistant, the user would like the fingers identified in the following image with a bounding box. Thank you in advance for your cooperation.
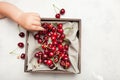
[31,25,45,31]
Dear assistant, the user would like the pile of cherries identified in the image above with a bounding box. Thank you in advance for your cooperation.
[33,22,71,69]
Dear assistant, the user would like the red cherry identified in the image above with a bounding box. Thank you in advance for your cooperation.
[59,53,65,58]
[49,52,54,58]
[60,8,65,15]
[57,29,63,34]
[60,60,65,67]
[54,56,59,63]
[19,32,25,38]
[18,42,24,48]
[47,23,53,29]
[34,34,39,40]
[51,36,56,41]
[43,59,48,65]
[52,32,58,37]
[64,44,69,50]
[20,53,25,59]
[51,46,56,51]
[52,27,57,32]
[49,64,55,69]
[62,56,69,61]
[37,59,43,64]
[34,51,43,58]
[41,23,48,28]
[60,33,65,39]
[64,61,71,69]
[57,23,63,29]
[44,49,49,55]
[37,38,42,44]
[42,54,48,60]
[58,44,63,50]
[46,59,53,66]
[52,40,57,46]
[43,36,48,41]
[55,13,60,18]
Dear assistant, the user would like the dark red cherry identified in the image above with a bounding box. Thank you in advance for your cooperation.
[42,54,48,60]
[48,52,54,58]
[18,42,24,48]
[64,44,69,50]
[46,59,53,66]
[60,8,65,15]
[34,34,39,40]
[37,38,42,44]
[20,53,25,59]
[57,23,63,29]
[55,13,60,18]
[19,32,25,38]
[49,64,55,69]
[62,56,69,61]
[64,61,71,69]
[57,29,63,34]
[37,59,43,64]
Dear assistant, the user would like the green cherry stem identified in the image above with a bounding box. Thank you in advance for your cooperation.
[9,47,18,54]
[53,4,60,10]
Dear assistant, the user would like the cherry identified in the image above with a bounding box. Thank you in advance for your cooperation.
[62,56,69,61]
[64,61,71,69]
[18,42,24,48]
[34,51,43,58]
[47,23,53,29]
[58,44,63,51]
[57,23,63,29]
[60,8,65,15]
[57,29,63,34]
[43,36,48,41]
[52,40,57,46]
[51,46,56,52]
[54,56,59,63]
[52,32,58,37]
[52,27,57,32]
[43,59,48,65]
[49,64,55,69]
[60,60,65,67]
[37,59,43,64]
[59,53,65,58]
[44,49,49,55]
[60,33,65,39]
[37,38,42,44]
[19,32,25,38]
[55,13,60,18]
[51,36,56,41]
[64,44,69,50]
[20,53,25,59]
[42,54,48,60]
[34,34,39,40]
[41,23,48,28]
[49,52,54,58]
[46,59,53,66]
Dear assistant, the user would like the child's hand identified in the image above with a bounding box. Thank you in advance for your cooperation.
[17,13,44,31]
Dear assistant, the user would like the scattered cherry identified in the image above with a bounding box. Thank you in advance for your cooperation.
[18,42,24,48]
[19,32,25,38]
[55,13,60,18]
[20,53,25,59]
[60,8,65,15]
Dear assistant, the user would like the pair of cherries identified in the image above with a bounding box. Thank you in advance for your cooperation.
[53,4,65,18]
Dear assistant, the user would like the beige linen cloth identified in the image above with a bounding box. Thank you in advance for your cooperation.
[27,22,80,73]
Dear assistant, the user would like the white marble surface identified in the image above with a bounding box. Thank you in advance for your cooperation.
[0,0,120,80]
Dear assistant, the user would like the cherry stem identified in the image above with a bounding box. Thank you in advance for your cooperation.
[53,4,60,10]
[9,47,18,54]
[53,4,58,13]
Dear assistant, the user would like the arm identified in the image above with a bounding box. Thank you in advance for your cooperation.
[0,2,44,31]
